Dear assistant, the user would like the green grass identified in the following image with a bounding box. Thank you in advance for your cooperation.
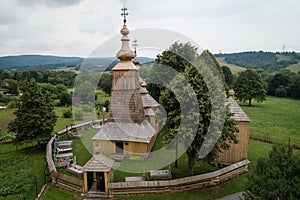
[42,186,78,200]
[0,147,47,200]
[0,109,15,134]
[287,61,300,73]
[117,175,248,200]
[240,96,300,148]
[216,57,245,74]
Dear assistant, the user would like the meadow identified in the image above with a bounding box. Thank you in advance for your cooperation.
[240,96,300,148]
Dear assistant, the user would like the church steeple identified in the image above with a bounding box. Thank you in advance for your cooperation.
[108,7,145,123]
[116,6,135,61]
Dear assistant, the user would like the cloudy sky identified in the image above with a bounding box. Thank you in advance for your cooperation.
[0,0,299,57]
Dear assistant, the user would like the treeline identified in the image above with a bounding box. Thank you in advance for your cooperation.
[0,69,76,86]
[0,69,76,107]
[222,66,300,99]
[216,51,300,72]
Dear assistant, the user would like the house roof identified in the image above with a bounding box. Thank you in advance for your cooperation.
[92,120,156,143]
[227,90,251,122]
[83,154,114,172]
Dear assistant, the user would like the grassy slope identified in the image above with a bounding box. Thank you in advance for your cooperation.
[240,96,300,148]
[216,57,245,74]
[287,61,300,73]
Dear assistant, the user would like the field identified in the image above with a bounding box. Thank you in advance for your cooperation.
[0,147,48,200]
[216,57,245,74]
[287,61,300,73]
[240,96,300,148]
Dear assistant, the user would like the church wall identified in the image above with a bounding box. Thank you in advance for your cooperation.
[124,141,148,156]
[112,70,139,90]
[218,121,250,164]
[93,140,115,155]
[147,132,158,153]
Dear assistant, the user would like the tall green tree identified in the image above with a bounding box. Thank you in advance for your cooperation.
[8,80,57,146]
[156,43,238,176]
[221,65,234,88]
[98,72,112,95]
[233,69,266,106]
[244,145,300,200]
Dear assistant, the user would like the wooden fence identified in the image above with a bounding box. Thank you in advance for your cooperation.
[108,159,250,197]
[46,121,250,198]
[45,121,101,195]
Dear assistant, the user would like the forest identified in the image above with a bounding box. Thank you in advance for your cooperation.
[215,51,300,72]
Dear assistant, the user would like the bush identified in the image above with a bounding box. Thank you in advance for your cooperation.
[73,109,84,120]
[82,104,93,112]
[62,109,72,118]
[275,86,287,97]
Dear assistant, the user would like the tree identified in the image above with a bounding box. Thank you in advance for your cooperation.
[156,43,238,176]
[3,79,19,95]
[233,69,266,106]
[244,145,300,200]
[289,72,300,99]
[221,65,234,88]
[98,72,112,95]
[8,80,57,146]
[59,91,71,106]
[74,81,95,103]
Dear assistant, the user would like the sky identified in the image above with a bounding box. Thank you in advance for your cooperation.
[0,0,299,57]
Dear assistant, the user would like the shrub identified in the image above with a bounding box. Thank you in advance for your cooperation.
[82,104,93,112]
[62,109,72,118]
[73,109,84,120]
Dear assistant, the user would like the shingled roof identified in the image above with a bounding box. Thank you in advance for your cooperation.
[83,154,114,172]
[227,89,251,122]
[92,120,155,143]
[140,82,159,108]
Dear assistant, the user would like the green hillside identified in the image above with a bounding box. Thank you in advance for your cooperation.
[215,51,300,72]
[0,55,84,70]
[0,55,154,72]
[216,57,245,74]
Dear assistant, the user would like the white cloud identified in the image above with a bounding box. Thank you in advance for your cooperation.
[0,0,299,57]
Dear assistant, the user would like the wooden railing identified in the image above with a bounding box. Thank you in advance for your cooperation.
[108,159,250,197]
[45,121,101,194]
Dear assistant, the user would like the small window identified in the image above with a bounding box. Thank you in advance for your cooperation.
[125,142,129,145]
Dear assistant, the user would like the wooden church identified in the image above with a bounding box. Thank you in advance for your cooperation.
[91,9,158,158]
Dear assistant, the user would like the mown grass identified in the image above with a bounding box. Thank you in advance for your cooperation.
[42,186,78,200]
[216,57,245,74]
[240,96,300,148]
[287,61,300,73]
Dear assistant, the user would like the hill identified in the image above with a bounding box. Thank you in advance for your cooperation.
[215,57,245,74]
[215,51,300,72]
[0,55,154,72]
[0,55,84,70]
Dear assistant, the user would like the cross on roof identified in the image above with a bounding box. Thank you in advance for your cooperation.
[132,39,138,55]
[121,7,128,22]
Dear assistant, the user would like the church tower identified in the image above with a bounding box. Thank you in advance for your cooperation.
[92,7,157,158]
[107,7,145,123]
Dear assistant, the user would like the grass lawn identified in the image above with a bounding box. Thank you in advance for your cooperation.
[42,186,78,200]
[240,96,300,148]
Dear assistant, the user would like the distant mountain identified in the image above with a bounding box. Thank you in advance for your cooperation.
[0,55,84,70]
[0,55,154,71]
[215,51,300,72]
